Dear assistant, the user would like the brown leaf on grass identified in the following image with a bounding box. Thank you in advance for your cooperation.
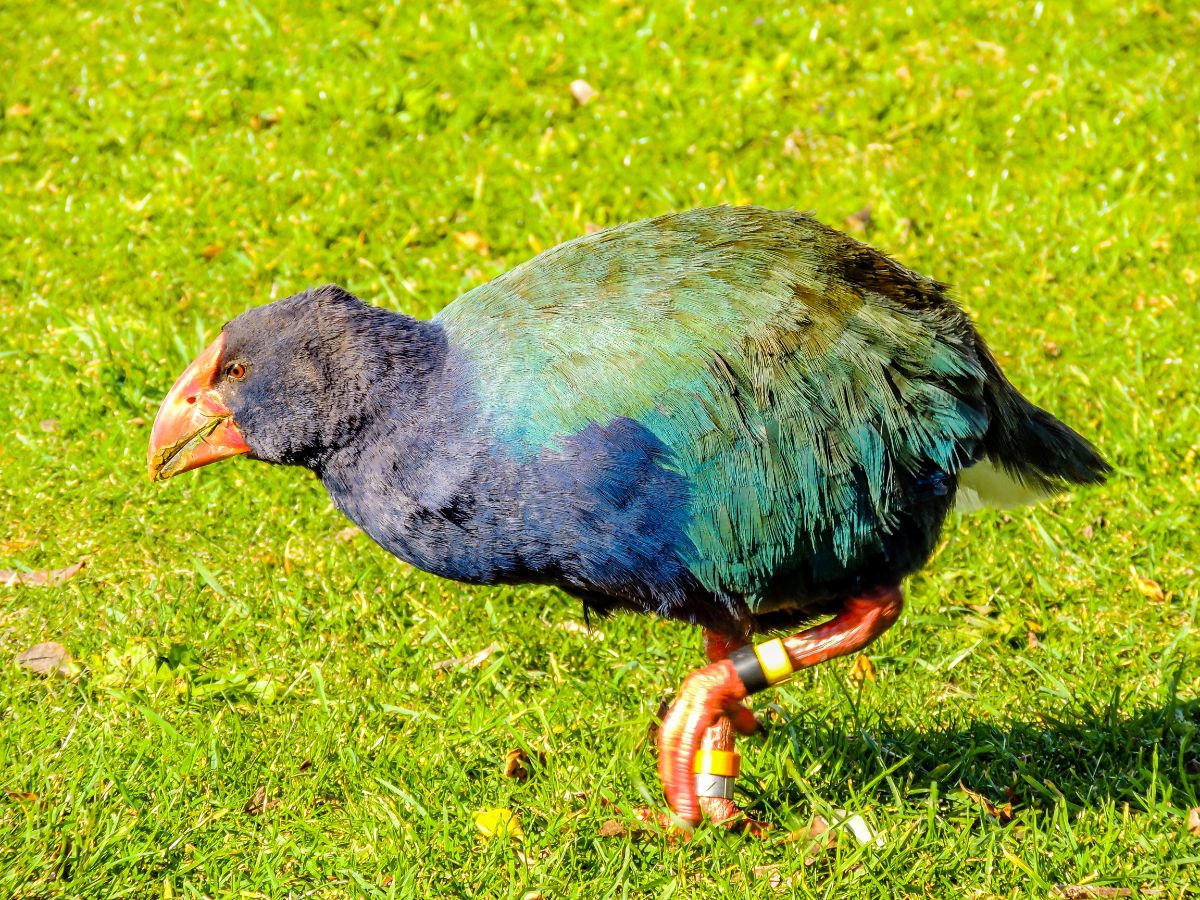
[847,654,876,688]
[1051,887,1136,899]
[598,819,627,837]
[6,103,32,118]
[502,748,545,782]
[244,785,276,816]
[599,817,663,841]
[0,561,85,587]
[960,782,1014,824]
[245,785,266,815]
[15,642,80,679]
[334,527,360,543]
[1187,806,1200,836]
[433,642,500,672]
[1131,569,1167,603]
[593,797,660,840]
[844,204,872,234]
[4,788,39,803]
[569,79,598,105]
[200,244,223,261]
[751,864,797,891]
[782,814,831,842]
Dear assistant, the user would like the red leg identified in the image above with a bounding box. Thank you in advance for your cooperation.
[695,631,768,833]
[702,630,746,664]
[631,629,755,835]
[779,586,904,669]
[658,585,904,825]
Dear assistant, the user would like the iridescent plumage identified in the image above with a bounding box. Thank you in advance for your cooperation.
[436,206,1104,626]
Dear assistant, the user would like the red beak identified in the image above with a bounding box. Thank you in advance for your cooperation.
[147,334,250,481]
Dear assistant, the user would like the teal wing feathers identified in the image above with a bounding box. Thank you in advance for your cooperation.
[436,206,990,603]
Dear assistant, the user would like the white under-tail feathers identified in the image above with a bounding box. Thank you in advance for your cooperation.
[954,455,1053,513]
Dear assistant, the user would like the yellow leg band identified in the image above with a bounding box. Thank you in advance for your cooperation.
[693,749,741,778]
[754,638,794,685]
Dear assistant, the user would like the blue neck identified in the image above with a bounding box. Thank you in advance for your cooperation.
[316,328,717,625]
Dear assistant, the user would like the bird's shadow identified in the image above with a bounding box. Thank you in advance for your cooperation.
[755,685,1200,815]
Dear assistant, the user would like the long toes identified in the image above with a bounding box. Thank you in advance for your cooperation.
[697,797,771,837]
[698,795,741,825]
[628,806,692,842]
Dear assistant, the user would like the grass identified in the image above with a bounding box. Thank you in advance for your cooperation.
[1,0,1197,896]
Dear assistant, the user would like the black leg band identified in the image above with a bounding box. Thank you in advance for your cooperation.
[729,645,768,694]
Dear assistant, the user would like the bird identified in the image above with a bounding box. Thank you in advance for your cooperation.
[148,205,1109,831]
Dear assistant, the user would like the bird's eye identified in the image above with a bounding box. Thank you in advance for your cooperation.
[227,362,246,380]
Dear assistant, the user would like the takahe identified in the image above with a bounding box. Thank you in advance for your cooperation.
[148,206,1109,830]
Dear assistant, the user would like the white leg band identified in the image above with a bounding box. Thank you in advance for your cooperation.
[694,773,735,800]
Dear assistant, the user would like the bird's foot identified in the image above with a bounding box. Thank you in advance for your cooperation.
[657,660,759,824]
[628,805,682,834]
[698,796,771,838]
[623,800,769,840]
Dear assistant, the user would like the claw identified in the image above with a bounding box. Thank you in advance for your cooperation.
[627,801,770,840]
[657,659,750,824]
[698,796,771,838]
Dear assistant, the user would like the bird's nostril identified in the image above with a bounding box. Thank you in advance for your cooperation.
[186,395,197,405]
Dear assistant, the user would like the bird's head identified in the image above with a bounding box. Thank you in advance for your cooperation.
[147,284,396,480]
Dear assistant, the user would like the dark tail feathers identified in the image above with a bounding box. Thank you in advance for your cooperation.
[977,344,1111,493]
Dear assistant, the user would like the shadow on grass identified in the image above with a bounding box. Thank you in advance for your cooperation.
[763,688,1200,814]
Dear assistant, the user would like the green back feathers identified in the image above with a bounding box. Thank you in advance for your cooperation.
[437,206,991,601]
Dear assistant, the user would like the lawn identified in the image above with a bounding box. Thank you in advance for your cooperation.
[1,0,1198,896]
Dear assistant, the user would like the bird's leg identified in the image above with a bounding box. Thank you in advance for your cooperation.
[631,630,761,836]
[658,585,904,825]
[693,631,768,834]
